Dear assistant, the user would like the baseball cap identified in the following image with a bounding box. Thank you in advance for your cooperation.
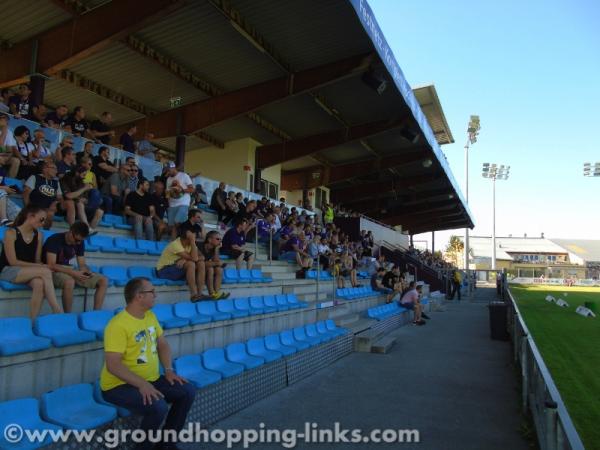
[164,162,176,169]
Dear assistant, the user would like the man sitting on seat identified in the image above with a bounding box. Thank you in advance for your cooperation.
[177,208,204,247]
[43,222,108,312]
[199,230,229,300]
[221,218,254,270]
[124,179,156,241]
[23,160,62,229]
[400,281,428,325]
[370,267,393,303]
[100,278,196,450]
[155,228,207,302]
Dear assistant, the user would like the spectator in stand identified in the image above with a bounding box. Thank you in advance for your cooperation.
[12,125,37,179]
[0,205,62,319]
[199,230,230,300]
[67,106,90,138]
[149,180,168,240]
[119,124,137,153]
[31,104,48,126]
[255,197,269,218]
[400,282,426,325]
[178,208,205,247]
[235,192,245,210]
[90,112,115,145]
[323,202,334,225]
[221,218,254,270]
[8,84,37,120]
[164,162,193,238]
[191,184,208,207]
[223,191,239,225]
[100,278,196,449]
[101,164,130,214]
[125,156,144,180]
[46,105,69,129]
[156,228,207,302]
[61,166,104,233]
[135,133,157,160]
[0,89,10,113]
[56,147,76,179]
[31,129,52,163]
[126,164,141,195]
[124,179,156,241]
[256,212,277,259]
[23,160,62,229]
[93,146,118,189]
[370,267,394,302]
[75,140,94,165]
[43,222,108,312]
[0,113,20,178]
[280,231,312,274]
[52,135,73,163]
[342,250,359,288]
[210,181,227,228]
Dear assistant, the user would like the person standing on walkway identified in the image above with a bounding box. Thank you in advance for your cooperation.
[450,269,462,300]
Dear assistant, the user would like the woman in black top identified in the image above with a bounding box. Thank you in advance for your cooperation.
[0,204,61,319]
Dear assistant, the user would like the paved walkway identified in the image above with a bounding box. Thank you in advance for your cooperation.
[187,288,529,450]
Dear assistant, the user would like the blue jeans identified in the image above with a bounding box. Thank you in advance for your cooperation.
[129,216,155,241]
[102,376,196,450]
[87,188,102,210]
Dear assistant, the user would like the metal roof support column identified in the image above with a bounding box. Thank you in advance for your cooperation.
[175,135,186,170]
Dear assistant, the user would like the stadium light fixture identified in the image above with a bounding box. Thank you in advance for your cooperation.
[583,162,600,177]
[464,115,481,271]
[482,162,510,270]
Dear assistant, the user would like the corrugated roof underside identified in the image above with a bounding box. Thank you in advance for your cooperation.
[1,0,69,45]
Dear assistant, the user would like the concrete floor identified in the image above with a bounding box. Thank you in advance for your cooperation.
[183,288,530,450]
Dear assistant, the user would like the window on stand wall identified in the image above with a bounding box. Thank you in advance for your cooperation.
[257,179,278,200]
[315,188,328,209]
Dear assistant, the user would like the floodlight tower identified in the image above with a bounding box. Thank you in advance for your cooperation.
[583,162,600,177]
[464,115,481,270]
[482,163,510,270]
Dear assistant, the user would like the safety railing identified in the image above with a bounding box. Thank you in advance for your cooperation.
[505,288,585,450]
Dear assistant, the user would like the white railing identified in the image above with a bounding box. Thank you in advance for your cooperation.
[508,277,599,287]
[506,288,585,450]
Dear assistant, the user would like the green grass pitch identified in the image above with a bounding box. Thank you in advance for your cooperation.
[510,285,600,450]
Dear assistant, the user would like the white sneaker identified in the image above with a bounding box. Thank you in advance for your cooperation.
[88,227,98,236]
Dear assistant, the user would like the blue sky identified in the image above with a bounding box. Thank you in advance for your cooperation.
[369,0,600,250]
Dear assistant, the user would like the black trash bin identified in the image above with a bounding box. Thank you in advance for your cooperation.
[488,301,509,341]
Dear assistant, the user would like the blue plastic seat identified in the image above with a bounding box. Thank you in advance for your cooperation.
[34,314,96,347]
[264,333,297,355]
[223,268,239,284]
[292,327,320,347]
[127,266,167,286]
[89,235,122,253]
[286,293,308,308]
[136,239,162,256]
[78,310,114,340]
[305,323,331,343]
[246,337,283,362]
[202,348,245,378]
[234,297,263,315]
[238,269,255,283]
[99,214,132,230]
[40,229,57,241]
[92,380,131,417]
[279,330,310,351]
[306,270,316,279]
[0,317,52,356]
[276,294,296,310]
[152,304,190,329]
[251,269,272,283]
[114,237,146,255]
[173,354,221,388]
[326,319,348,336]
[316,321,339,340]
[0,280,30,291]
[173,302,212,325]
[263,295,286,312]
[2,177,24,191]
[250,296,277,314]
[225,342,265,369]
[0,398,62,449]
[216,299,249,318]
[41,383,117,430]
[100,266,128,286]
[196,301,231,321]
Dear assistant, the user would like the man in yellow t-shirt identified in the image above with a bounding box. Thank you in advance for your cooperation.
[100,277,195,449]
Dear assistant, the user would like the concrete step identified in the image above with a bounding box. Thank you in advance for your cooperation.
[334,312,361,327]
[354,327,387,352]
[371,336,396,354]
[345,317,376,334]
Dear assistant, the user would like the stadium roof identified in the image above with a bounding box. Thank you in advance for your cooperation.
[470,236,568,260]
[412,84,455,146]
[0,0,473,233]
[550,239,600,263]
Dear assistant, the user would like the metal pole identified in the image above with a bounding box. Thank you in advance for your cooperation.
[254,226,258,263]
[492,177,497,270]
[269,230,272,266]
[316,253,320,302]
[464,142,470,270]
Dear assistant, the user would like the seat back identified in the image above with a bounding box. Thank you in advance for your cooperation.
[225,342,246,361]
[35,314,78,337]
[136,239,158,252]
[264,334,283,349]
[263,295,277,307]
[224,268,238,280]
[78,311,113,331]
[246,337,266,354]
[305,323,319,337]
[128,266,155,279]
[114,237,137,250]
[197,301,218,315]
[316,321,329,334]
[251,269,263,278]
[286,294,299,304]
[90,235,114,247]
[216,299,235,312]
[156,241,169,252]
[238,269,252,279]
[41,383,96,416]
[279,330,295,345]
[0,397,41,423]
[275,294,288,306]
[100,266,127,280]
[233,298,250,311]
[293,327,308,341]
[173,354,203,375]
[173,302,197,319]
[326,319,337,331]
[249,296,265,309]
[202,348,226,367]
[152,304,175,321]
[102,214,124,225]
[0,317,34,339]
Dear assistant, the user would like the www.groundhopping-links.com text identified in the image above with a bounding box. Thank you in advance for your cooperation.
[4,422,420,448]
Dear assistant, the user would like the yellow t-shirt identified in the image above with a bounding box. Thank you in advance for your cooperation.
[100,310,163,391]
[156,238,191,271]
[83,170,97,187]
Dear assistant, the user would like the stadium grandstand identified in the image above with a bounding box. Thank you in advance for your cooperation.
[0,1,546,450]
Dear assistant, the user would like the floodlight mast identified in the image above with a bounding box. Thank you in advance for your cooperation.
[464,115,480,270]
[482,163,510,270]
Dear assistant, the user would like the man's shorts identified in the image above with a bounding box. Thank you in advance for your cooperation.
[399,302,415,310]
[156,264,186,280]
[221,250,253,261]
[167,205,189,226]
[53,270,104,289]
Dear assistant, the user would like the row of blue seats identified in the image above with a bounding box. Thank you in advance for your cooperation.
[0,294,308,356]
[366,298,429,320]
[0,320,348,447]
[306,270,334,281]
[0,265,273,292]
[336,286,380,300]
